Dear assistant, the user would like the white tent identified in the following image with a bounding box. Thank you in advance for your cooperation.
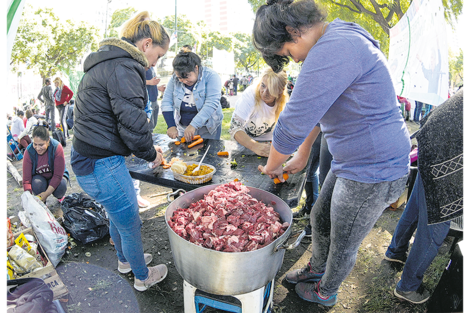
[388,0,449,106]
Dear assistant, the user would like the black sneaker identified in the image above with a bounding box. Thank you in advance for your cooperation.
[304,224,312,238]
[293,205,311,218]
[384,253,407,265]
[394,285,430,304]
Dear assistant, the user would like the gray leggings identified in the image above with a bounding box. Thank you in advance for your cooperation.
[31,175,67,199]
[310,171,408,296]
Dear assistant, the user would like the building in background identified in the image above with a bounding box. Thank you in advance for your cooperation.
[203,0,253,34]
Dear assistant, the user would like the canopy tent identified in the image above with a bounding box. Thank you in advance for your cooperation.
[388,0,449,106]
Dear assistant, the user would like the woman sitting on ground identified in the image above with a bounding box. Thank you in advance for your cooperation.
[23,125,69,203]
[10,110,31,153]
[18,110,38,141]
[229,67,288,157]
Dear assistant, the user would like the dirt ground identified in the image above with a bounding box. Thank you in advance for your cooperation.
[6,120,457,313]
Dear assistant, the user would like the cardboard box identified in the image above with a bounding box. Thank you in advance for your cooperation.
[9,227,69,300]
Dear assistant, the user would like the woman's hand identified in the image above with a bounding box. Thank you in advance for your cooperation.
[283,152,309,174]
[167,126,178,139]
[253,142,271,158]
[183,125,196,143]
[258,164,284,180]
[151,152,163,168]
[154,145,163,154]
[157,84,166,92]
[37,192,50,203]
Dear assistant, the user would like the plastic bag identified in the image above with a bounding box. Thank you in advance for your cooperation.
[21,192,67,267]
[61,192,109,244]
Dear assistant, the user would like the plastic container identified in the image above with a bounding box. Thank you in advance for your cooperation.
[172,162,216,185]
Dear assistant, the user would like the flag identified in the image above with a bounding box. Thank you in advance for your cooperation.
[169,31,178,48]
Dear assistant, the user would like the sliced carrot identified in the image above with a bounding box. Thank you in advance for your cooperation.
[217,151,229,156]
[192,135,201,141]
[187,138,204,148]
[161,159,167,166]
[273,173,289,184]
[175,141,181,145]
[162,164,171,169]
[283,173,289,180]
[181,137,186,143]
[233,178,239,182]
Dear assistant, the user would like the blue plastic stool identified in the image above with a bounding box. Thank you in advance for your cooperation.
[7,126,23,161]
[184,279,273,313]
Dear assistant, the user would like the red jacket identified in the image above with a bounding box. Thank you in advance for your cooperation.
[54,85,74,106]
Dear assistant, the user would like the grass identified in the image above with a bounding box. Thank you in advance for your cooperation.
[153,108,235,140]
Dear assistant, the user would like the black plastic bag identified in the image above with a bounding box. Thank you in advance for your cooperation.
[61,192,109,244]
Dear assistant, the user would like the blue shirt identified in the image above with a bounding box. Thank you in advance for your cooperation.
[146,68,158,102]
[273,19,410,183]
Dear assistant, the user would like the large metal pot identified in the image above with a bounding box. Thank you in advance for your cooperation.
[165,184,301,295]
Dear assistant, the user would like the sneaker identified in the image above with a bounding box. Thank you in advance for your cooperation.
[285,262,324,284]
[137,195,150,208]
[134,264,168,291]
[394,285,430,304]
[384,253,407,265]
[304,224,312,238]
[295,281,338,306]
[118,253,153,274]
[293,205,310,218]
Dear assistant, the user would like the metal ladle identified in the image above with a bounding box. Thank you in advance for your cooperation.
[192,145,211,174]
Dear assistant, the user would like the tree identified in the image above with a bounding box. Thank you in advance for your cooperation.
[160,15,198,52]
[10,5,100,84]
[108,8,137,38]
[448,48,463,88]
[247,0,462,55]
[232,32,260,73]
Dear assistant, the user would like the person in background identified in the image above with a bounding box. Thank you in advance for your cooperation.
[220,91,230,109]
[71,11,170,291]
[229,67,288,157]
[146,67,161,130]
[240,75,248,91]
[23,125,68,204]
[66,99,74,131]
[397,95,411,121]
[53,77,74,139]
[286,77,294,96]
[385,89,463,304]
[11,110,31,152]
[18,110,38,141]
[162,51,223,142]
[413,100,423,123]
[232,74,239,95]
[253,0,410,306]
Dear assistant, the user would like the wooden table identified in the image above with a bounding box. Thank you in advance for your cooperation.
[125,134,307,208]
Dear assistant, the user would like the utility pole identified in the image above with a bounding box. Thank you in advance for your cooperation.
[175,0,178,54]
[104,0,112,38]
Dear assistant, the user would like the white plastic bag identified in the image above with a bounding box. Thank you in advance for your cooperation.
[21,192,68,267]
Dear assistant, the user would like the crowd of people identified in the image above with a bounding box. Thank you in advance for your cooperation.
[6,2,462,308]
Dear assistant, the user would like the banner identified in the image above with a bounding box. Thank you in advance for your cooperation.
[389,0,448,106]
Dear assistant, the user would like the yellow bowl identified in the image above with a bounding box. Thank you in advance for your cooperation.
[172,162,216,185]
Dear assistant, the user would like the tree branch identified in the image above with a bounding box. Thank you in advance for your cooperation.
[328,0,361,13]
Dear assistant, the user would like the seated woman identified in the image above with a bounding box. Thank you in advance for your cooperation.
[18,110,38,141]
[161,51,223,142]
[23,125,69,203]
[229,67,288,157]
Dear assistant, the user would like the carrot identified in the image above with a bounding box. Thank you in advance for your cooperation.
[192,135,201,141]
[162,164,171,169]
[217,151,229,156]
[273,173,289,184]
[233,178,239,182]
[175,141,181,145]
[187,138,204,148]
[181,137,186,143]
[161,159,167,166]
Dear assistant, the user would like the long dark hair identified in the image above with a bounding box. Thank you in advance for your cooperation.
[173,51,202,78]
[252,0,326,72]
[32,125,50,142]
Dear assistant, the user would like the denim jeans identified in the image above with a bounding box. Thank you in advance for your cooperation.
[386,172,450,292]
[177,124,222,140]
[306,133,321,205]
[310,171,408,297]
[45,105,55,132]
[75,155,149,280]
[414,101,423,122]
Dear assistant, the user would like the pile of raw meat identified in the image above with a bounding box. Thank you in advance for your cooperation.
[168,181,289,252]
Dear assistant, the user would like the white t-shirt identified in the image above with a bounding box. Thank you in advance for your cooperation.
[229,85,277,141]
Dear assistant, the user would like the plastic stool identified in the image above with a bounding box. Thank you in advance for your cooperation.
[183,279,273,313]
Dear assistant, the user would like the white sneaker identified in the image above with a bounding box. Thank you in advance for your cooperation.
[134,264,168,291]
[137,195,150,208]
[118,253,153,274]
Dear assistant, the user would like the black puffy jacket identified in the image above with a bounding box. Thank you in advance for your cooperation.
[73,38,156,162]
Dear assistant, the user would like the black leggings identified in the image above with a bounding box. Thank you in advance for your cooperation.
[56,104,69,138]
[31,175,67,199]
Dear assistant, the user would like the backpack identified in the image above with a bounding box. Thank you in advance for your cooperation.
[224,80,230,88]
[7,277,59,313]
[52,130,66,148]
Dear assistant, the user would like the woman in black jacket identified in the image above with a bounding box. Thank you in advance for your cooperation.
[71,11,169,292]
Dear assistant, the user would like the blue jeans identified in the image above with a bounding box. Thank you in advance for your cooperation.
[177,124,222,140]
[75,155,149,280]
[424,104,433,117]
[386,172,450,292]
[31,175,67,199]
[414,101,423,122]
[306,133,321,205]
[310,171,408,297]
